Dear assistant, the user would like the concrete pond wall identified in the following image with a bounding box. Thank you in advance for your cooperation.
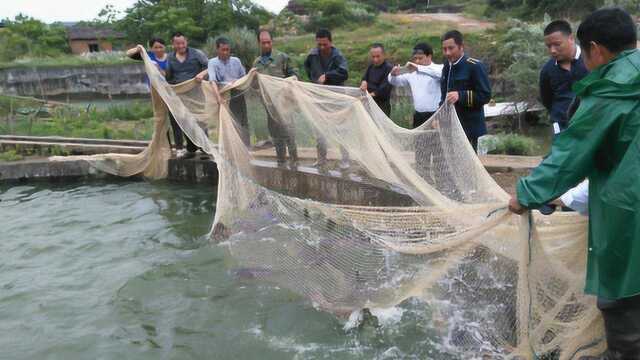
[0,63,148,97]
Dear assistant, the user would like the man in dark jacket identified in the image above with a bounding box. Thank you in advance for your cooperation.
[360,43,393,116]
[540,20,589,133]
[165,32,209,158]
[510,8,640,358]
[304,29,348,86]
[440,30,492,153]
[304,29,350,168]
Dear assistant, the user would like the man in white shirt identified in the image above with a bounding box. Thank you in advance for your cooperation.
[388,43,443,128]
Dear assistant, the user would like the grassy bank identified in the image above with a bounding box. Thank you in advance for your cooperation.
[0,53,137,70]
[0,95,155,140]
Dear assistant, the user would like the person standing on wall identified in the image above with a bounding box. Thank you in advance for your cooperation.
[164,32,209,158]
[304,28,350,169]
[252,29,299,168]
[440,30,492,153]
[360,43,393,117]
[201,37,250,147]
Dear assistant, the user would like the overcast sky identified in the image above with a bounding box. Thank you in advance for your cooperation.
[1,0,289,23]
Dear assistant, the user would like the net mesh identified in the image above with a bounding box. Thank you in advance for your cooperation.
[54,47,606,358]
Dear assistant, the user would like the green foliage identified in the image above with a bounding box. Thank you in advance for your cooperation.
[293,0,377,31]
[497,19,547,108]
[0,52,135,70]
[117,0,273,47]
[0,15,70,62]
[488,133,539,155]
[0,149,23,162]
[206,27,260,69]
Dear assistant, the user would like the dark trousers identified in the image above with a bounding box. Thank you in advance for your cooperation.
[598,294,640,359]
[169,113,209,153]
[376,99,391,117]
[413,111,435,129]
[267,113,297,163]
[229,91,250,147]
[169,113,198,152]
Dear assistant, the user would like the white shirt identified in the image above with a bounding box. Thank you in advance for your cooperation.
[560,180,589,216]
[388,63,443,113]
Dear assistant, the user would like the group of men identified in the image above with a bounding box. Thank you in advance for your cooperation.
[510,8,640,359]
[129,26,492,164]
[129,7,640,356]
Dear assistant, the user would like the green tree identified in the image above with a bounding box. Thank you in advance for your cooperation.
[0,15,69,62]
[117,0,273,47]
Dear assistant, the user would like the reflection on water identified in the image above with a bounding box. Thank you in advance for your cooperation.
[0,181,465,359]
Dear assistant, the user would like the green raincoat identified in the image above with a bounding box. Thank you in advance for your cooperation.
[517,49,640,300]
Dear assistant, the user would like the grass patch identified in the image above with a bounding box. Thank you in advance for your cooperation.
[486,133,539,156]
[0,53,136,70]
[0,96,155,140]
[0,149,23,162]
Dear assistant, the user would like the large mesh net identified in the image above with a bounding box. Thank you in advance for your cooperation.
[54,47,606,358]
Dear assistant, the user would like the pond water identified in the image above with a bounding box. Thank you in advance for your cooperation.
[1,181,455,360]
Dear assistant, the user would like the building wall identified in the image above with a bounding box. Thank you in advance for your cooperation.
[69,40,114,55]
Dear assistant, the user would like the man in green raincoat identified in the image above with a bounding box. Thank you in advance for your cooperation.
[509,8,640,358]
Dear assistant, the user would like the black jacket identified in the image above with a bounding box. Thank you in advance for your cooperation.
[304,47,349,86]
[441,54,492,138]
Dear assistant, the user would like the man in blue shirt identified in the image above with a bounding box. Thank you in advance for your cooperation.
[203,37,249,146]
[539,20,589,133]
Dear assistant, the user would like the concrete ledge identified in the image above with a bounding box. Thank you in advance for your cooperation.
[251,160,416,207]
[0,158,108,182]
[0,157,415,207]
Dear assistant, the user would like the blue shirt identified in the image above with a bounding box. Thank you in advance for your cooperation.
[148,52,168,71]
[539,48,589,129]
[208,56,246,85]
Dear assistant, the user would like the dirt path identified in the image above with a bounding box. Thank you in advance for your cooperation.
[382,13,495,32]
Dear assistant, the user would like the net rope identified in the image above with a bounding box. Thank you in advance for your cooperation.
[52,47,605,359]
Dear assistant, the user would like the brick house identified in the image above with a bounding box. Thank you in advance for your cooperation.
[67,26,126,55]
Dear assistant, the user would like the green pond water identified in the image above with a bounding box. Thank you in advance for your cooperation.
[0,181,456,360]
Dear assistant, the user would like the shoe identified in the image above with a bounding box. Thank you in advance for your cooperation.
[339,159,351,170]
[176,149,187,158]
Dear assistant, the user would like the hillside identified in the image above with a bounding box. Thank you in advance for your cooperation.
[275,13,498,86]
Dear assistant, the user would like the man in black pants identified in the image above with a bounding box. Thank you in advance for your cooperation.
[164,32,209,158]
[440,30,492,153]
[304,28,350,168]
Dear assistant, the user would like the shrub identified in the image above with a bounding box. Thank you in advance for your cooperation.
[206,27,259,72]
[0,150,23,162]
[487,133,539,156]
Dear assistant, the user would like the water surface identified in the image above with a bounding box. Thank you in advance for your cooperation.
[0,181,452,360]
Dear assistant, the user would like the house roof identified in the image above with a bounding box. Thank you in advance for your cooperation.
[67,26,125,41]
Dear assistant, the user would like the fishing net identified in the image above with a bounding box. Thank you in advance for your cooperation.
[55,47,605,358]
